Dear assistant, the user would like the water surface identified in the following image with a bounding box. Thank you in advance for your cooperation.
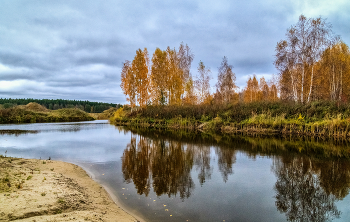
[0,120,350,221]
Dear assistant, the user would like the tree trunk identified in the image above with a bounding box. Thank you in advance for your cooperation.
[307,65,314,103]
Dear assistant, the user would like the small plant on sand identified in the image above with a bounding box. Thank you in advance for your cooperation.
[58,198,65,204]
[16,182,23,189]
[42,161,46,164]
[26,175,33,180]
[41,192,46,196]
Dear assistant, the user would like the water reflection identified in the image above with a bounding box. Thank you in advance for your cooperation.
[0,121,108,134]
[122,136,196,199]
[0,129,38,136]
[120,126,350,221]
[215,147,236,183]
[195,144,212,185]
[273,156,342,221]
[121,133,239,199]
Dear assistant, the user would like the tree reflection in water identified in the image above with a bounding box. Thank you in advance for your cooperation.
[122,134,237,199]
[273,155,345,221]
[122,135,196,200]
[194,144,212,185]
[119,126,350,220]
[215,147,236,183]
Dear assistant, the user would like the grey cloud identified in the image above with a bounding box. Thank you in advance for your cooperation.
[0,0,348,103]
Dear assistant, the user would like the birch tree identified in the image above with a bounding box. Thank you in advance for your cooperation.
[275,15,332,103]
[216,57,237,104]
[132,48,150,107]
[318,41,350,102]
[120,60,136,107]
[151,48,168,104]
[195,61,211,104]
[166,47,184,105]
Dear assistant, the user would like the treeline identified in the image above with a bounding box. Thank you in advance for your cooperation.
[121,15,349,108]
[121,42,240,107]
[0,98,122,113]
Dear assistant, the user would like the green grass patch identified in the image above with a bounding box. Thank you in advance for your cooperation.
[112,101,350,138]
[0,103,94,124]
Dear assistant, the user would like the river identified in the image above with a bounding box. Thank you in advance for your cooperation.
[1,120,350,222]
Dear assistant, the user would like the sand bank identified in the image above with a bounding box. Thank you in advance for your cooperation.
[0,156,140,222]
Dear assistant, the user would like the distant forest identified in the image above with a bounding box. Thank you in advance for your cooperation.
[0,98,122,113]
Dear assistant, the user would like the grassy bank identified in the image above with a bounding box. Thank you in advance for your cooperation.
[111,101,350,138]
[119,126,350,159]
[0,102,94,123]
[89,107,119,120]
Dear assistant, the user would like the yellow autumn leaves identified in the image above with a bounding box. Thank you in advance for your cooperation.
[121,15,350,107]
[275,15,350,103]
[121,43,219,107]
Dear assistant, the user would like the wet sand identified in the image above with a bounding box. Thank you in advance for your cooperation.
[0,156,140,222]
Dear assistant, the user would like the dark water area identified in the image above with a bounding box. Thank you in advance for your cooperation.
[1,120,350,221]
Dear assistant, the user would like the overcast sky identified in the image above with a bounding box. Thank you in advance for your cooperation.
[0,0,349,104]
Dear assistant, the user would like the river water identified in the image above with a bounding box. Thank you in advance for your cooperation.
[1,120,350,222]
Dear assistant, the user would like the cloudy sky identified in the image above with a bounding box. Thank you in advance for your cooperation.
[0,0,349,104]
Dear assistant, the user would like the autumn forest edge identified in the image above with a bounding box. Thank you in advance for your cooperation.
[117,15,350,137]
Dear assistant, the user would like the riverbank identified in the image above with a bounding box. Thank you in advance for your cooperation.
[111,101,350,138]
[0,103,94,124]
[0,156,138,222]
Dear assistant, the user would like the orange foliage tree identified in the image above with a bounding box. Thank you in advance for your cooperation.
[166,47,184,105]
[132,48,150,107]
[151,48,168,105]
[243,75,279,103]
[316,41,350,102]
[120,60,136,108]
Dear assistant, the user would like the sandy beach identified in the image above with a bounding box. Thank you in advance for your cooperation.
[0,156,139,222]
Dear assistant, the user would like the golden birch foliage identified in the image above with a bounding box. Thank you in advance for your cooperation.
[243,77,253,103]
[213,89,223,105]
[243,76,259,103]
[275,15,332,103]
[203,93,213,105]
[252,76,259,102]
[166,47,184,105]
[183,77,197,105]
[243,75,279,103]
[120,60,136,108]
[269,84,278,101]
[259,77,269,101]
[132,48,150,107]
[268,75,279,101]
[151,48,168,105]
[318,41,350,102]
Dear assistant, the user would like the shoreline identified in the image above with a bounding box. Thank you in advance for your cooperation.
[112,118,350,139]
[77,164,145,222]
[0,156,141,222]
